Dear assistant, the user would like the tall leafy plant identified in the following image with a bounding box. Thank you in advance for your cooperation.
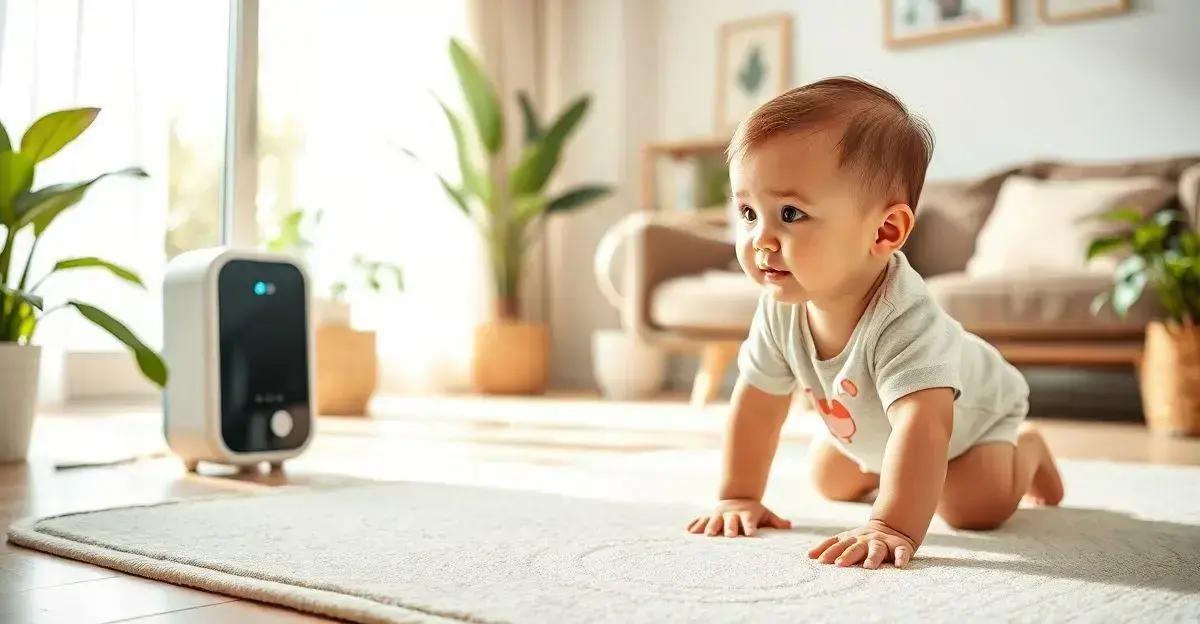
[407,39,612,319]
[1086,207,1200,326]
[0,108,167,387]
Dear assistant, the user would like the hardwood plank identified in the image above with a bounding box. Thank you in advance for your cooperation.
[116,600,337,623]
[0,575,234,624]
[0,551,118,594]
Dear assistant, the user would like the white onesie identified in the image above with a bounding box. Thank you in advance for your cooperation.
[737,250,1030,473]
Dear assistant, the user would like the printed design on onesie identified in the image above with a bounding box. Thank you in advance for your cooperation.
[805,377,859,443]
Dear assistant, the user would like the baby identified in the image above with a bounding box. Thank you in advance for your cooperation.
[685,77,1064,569]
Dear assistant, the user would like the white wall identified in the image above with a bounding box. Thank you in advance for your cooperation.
[544,0,658,388]
[547,0,1200,389]
[657,0,1200,179]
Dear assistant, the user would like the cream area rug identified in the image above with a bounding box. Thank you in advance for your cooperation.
[7,458,1200,623]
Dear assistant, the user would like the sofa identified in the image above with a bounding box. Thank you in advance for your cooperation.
[601,156,1200,405]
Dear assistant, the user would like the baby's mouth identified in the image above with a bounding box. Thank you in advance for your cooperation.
[759,266,791,282]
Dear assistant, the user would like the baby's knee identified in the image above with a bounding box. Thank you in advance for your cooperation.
[811,472,872,502]
[938,499,1016,531]
[808,446,878,502]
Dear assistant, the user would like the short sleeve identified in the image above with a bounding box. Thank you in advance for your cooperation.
[737,294,797,395]
[870,297,962,410]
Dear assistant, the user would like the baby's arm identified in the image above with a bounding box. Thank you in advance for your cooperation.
[686,376,794,537]
[873,387,955,547]
[809,387,953,568]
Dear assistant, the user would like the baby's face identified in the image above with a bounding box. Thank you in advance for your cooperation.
[730,129,879,305]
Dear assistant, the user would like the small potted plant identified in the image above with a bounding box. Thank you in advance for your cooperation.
[262,208,402,415]
[1087,207,1200,436]
[0,108,167,461]
[407,39,612,394]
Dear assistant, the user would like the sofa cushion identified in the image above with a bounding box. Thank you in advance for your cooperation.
[906,181,997,277]
[966,175,1173,278]
[926,270,1161,331]
[650,270,759,331]
[1024,156,1200,182]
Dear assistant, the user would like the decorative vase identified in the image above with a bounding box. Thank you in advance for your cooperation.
[316,325,378,416]
[472,321,548,395]
[1140,320,1200,436]
[0,344,42,462]
[592,329,666,400]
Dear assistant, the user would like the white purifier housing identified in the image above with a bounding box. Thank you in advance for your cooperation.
[163,248,315,472]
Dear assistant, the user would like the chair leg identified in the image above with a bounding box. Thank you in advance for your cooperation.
[691,341,739,406]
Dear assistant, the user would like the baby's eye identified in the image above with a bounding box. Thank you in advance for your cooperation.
[781,205,807,223]
[739,205,757,223]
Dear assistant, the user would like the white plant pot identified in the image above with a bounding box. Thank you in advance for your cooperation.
[0,344,41,463]
[592,329,666,400]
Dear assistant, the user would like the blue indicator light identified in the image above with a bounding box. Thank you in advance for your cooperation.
[254,281,267,296]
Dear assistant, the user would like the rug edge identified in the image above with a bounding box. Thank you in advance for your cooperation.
[4,519,475,624]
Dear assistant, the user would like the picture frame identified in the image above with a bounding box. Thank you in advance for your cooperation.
[715,14,792,135]
[883,0,1013,48]
[1038,0,1130,24]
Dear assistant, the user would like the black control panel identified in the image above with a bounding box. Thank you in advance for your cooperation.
[217,259,311,453]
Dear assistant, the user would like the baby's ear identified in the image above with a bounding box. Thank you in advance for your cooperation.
[873,203,915,256]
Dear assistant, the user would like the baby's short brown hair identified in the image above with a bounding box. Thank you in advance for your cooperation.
[728,76,935,210]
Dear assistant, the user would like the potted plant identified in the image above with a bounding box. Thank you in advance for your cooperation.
[262,208,402,414]
[1087,207,1200,436]
[0,108,167,461]
[407,39,612,394]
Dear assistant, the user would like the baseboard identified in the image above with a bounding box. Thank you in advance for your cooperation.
[64,351,159,401]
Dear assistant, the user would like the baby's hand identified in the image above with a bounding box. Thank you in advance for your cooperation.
[808,519,917,569]
[686,499,792,537]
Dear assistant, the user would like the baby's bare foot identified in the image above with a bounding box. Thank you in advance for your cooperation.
[1019,422,1064,506]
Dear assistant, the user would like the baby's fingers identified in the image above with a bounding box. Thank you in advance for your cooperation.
[863,539,888,569]
[762,509,792,530]
[808,536,839,559]
[723,512,741,537]
[894,544,913,568]
[704,514,724,537]
[686,516,707,533]
[738,511,757,536]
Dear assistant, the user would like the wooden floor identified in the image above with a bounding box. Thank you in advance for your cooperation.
[2,393,1198,623]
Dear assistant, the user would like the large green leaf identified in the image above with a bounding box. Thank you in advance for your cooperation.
[1084,207,1143,225]
[508,96,589,196]
[511,194,547,224]
[546,184,612,214]
[0,285,43,310]
[518,91,541,145]
[1085,235,1128,261]
[48,257,145,289]
[434,97,489,203]
[68,300,167,387]
[0,151,35,224]
[399,147,474,221]
[449,39,502,155]
[13,166,147,234]
[20,107,100,163]
[0,120,11,153]
[1112,255,1148,318]
[435,174,472,219]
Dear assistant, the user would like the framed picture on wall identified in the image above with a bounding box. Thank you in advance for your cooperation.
[883,0,1013,48]
[716,14,792,134]
[1038,0,1130,24]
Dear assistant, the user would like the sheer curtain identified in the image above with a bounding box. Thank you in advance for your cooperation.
[0,0,515,398]
[0,0,227,402]
[255,0,487,393]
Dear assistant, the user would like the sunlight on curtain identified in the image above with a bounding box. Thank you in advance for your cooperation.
[256,0,484,393]
[0,0,227,395]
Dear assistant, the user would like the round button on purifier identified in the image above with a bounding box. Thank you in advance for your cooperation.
[270,409,294,438]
